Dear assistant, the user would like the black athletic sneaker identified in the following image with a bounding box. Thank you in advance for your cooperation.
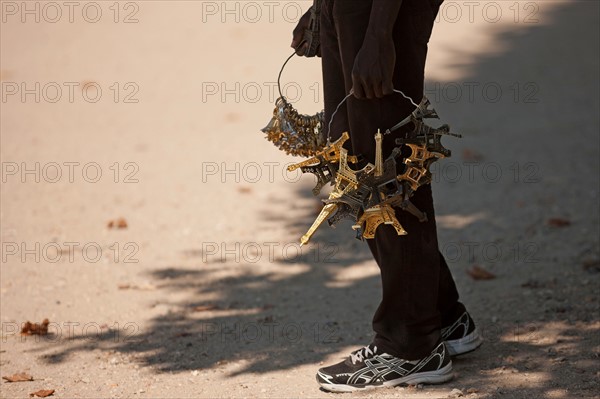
[316,342,453,393]
[442,311,483,356]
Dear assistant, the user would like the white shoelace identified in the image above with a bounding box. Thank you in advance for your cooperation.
[350,345,378,364]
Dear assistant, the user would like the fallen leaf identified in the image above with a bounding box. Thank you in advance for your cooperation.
[29,389,54,398]
[2,372,33,382]
[582,259,600,273]
[21,319,49,335]
[80,80,97,89]
[467,265,496,280]
[521,278,556,289]
[462,148,484,161]
[107,218,128,229]
[192,304,220,312]
[547,218,571,227]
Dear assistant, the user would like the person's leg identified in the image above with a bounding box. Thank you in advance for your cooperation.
[320,0,349,145]
[437,256,467,326]
[315,1,461,390]
[366,186,445,359]
[328,0,464,359]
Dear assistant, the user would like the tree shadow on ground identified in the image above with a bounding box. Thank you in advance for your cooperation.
[35,182,382,376]
[32,1,599,397]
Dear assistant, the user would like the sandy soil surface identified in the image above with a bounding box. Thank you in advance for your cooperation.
[1,1,598,398]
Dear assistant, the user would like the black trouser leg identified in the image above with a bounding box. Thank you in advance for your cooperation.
[320,0,466,360]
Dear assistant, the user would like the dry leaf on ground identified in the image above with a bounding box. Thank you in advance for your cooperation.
[547,217,571,227]
[2,372,33,382]
[467,265,496,280]
[462,148,484,161]
[582,259,600,273]
[21,319,49,335]
[521,278,556,289]
[29,389,54,397]
[107,218,128,229]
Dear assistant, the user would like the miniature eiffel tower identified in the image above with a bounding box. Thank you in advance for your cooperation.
[398,138,448,191]
[299,157,357,246]
[374,129,384,177]
[299,134,374,246]
[287,132,357,172]
[351,130,407,239]
[352,203,407,239]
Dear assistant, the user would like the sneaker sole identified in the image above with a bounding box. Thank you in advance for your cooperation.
[445,327,483,356]
[317,361,453,393]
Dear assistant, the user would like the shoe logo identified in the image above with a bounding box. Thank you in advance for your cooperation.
[345,344,446,385]
[442,312,470,340]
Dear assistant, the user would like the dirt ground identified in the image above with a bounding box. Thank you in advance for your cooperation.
[1,1,599,398]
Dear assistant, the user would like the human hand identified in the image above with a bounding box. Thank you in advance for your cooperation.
[291,8,321,57]
[351,33,395,99]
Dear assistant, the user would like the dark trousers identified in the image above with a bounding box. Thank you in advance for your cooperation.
[320,0,466,360]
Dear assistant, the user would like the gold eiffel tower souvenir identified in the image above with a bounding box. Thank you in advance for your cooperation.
[397,140,448,191]
[299,135,375,246]
[351,130,408,239]
[287,132,357,172]
[352,204,407,239]
[374,130,384,177]
[397,160,430,192]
